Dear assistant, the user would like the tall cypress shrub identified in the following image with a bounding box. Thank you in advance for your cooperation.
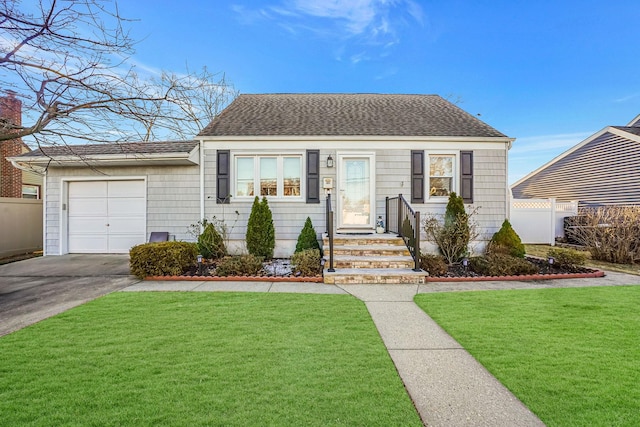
[246,196,275,259]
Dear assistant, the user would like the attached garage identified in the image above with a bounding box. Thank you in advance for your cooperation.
[67,180,146,253]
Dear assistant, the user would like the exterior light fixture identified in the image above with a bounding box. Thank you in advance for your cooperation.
[548,257,554,266]
[197,254,203,275]
[327,154,334,168]
[462,257,469,269]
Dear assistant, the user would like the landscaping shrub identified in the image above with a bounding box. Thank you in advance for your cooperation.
[130,241,198,279]
[215,254,264,277]
[401,217,416,248]
[246,196,276,260]
[489,219,525,258]
[547,247,586,271]
[419,253,448,276]
[295,217,321,253]
[566,206,640,264]
[469,253,538,277]
[291,249,323,277]
[197,221,226,260]
[423,192,478,265]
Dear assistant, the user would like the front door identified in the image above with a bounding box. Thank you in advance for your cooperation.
[337,153,375,231]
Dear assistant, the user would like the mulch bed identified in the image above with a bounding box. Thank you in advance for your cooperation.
[425,257,605,282]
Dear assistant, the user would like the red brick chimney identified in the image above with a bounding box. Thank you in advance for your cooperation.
[0,91,23,198]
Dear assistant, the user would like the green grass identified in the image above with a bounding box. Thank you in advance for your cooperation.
[415,286,640,426]
[0,292,422,427]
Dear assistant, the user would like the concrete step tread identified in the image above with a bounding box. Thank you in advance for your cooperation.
[327,244,410,251]
[324,254,414,262]
[324,268,426,276]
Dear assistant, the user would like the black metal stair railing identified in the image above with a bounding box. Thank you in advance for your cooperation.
[325,193,335,272]
[385,194,421,271]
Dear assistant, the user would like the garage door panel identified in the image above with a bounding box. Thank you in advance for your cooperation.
[69,199,108,216]
[69,181,108,197]
[108,217,145,233]
[69,217,108,231]
[108,198,146,215]
[109,180,145,197]
[68,236,108,253]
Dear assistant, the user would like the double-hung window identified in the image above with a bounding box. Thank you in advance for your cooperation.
[235,155,302,199]
[429,155,454,198]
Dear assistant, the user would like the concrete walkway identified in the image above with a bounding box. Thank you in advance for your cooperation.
[127,272,640,426]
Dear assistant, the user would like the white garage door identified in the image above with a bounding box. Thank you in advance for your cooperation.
[68,180,146,253]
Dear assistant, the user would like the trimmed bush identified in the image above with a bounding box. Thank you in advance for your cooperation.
[295,217,320,253]
[445,191,466,227]
[547,247,586,271]
[419,253,448,276]
[291,249,323,277]
[489,219,525,258]
[469,253,538,276]
[215,254,264,277]
[130,241,198,279]
[197,222,226,260]
[246,196,276,260]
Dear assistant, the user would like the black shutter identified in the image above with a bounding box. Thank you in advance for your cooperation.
[411,150,424,203]
[306,150,320,203]
[460,151,473,203]
[216,150,230,204]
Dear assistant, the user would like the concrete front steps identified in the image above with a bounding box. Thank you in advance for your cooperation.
[322,233,426,284]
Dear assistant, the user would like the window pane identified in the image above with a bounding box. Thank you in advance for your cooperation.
[260,157,277,196]
[429,156,453,197]
[236,157,254,196]
[283,157,301,196]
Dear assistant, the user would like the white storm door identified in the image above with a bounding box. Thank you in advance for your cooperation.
[67,180,146,253]
[337,154,375,230]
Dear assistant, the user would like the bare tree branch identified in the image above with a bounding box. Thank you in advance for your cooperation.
[0,0,236,147]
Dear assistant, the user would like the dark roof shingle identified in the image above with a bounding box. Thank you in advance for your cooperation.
[20,140,198,158]
[198,94,507,138]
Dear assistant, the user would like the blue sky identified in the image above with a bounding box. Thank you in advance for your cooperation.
[118,0,640,183]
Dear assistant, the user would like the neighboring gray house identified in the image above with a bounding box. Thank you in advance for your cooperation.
[511,115,640,206]
[10,93,513,256]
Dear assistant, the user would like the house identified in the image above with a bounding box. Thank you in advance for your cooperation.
[9,93,513,256]
[511,115,640,206]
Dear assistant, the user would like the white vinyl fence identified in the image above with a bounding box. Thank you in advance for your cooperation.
[509,198,578,245]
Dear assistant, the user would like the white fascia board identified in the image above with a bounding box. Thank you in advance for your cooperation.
[201,135,513,151]
[510,126,611,189]
[6,152,198,167]
[626,114,640,127]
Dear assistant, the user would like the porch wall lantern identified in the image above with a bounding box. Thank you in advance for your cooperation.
[327,155,334,168]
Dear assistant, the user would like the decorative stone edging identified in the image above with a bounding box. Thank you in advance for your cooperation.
[144,275,324,283]
[425,269,605,282]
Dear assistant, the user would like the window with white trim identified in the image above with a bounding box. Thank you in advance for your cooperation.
[22,184,40,199]
[429,155,454,198]
[234,155,302,198]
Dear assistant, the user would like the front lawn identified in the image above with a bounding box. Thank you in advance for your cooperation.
[0,293,422,426]
[415,286,640,426]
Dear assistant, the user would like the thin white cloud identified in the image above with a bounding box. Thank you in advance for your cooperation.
[232,0,424,62]
[613,92,640,103]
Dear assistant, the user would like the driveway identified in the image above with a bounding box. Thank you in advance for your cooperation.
[0,254,139,337]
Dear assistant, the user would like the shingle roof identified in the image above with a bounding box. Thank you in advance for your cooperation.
[198,94,508,138]
[612,126,640,137]
[19,140,198,157]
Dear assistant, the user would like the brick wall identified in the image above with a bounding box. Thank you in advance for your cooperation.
[0,92,23,198]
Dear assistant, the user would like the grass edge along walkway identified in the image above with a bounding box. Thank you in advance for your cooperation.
[0,292,422,427]
[415,286,640,427]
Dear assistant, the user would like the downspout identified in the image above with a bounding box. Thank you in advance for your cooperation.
[199,139,205,222]
[506,139,514,220]
[42,169,47,256]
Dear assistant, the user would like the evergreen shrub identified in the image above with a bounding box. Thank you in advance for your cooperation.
[129,241,198,279]
[246,196,275,259]
[197,221,226,260]
[489,219,525,258]
[215,254,264,276]
[291,249,323,276]
[295,217,320,253]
